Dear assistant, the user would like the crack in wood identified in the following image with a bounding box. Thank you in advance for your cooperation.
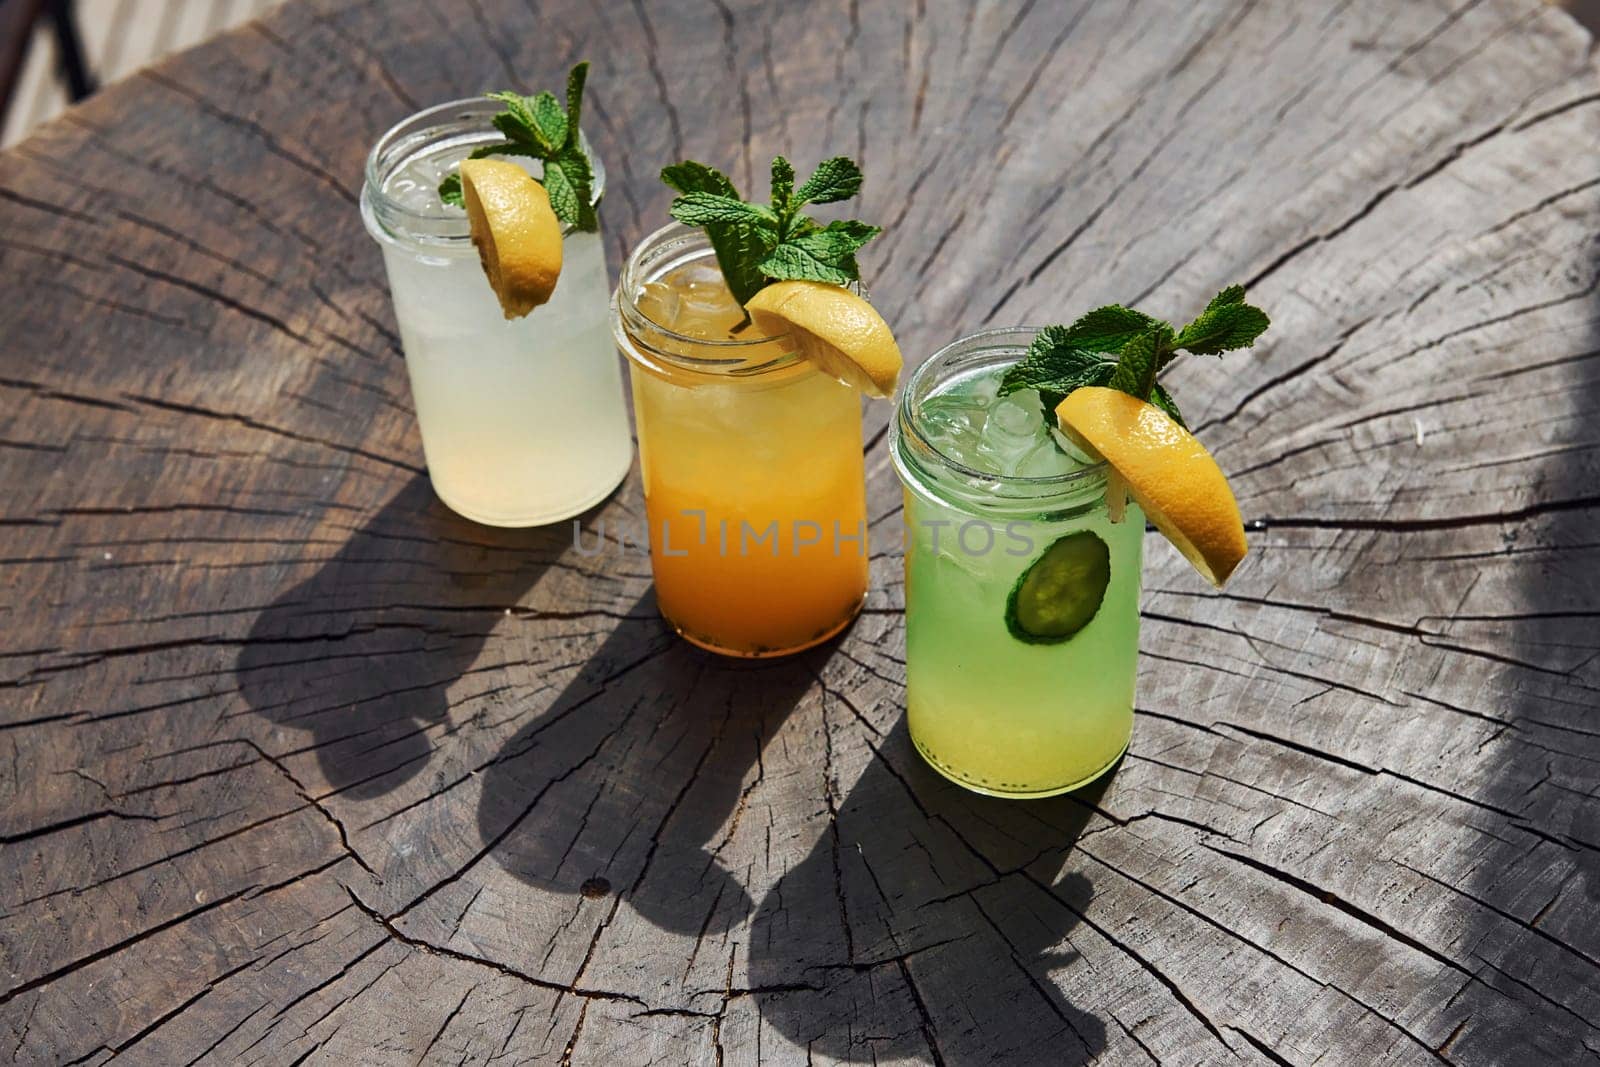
[343,885,647,1006]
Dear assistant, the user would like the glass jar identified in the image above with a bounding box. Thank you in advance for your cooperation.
[890,328,1144,797]
[360,98,631,526]
[613,223,869,657]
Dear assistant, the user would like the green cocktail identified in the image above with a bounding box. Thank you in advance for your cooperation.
[891,328,1144,797]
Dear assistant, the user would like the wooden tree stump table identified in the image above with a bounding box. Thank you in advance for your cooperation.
[3,1,1599,1063]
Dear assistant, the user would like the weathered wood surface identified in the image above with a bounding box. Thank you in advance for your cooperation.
[2,1,1599,1063]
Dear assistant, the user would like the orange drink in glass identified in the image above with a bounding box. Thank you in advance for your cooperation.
[614,223,869,656]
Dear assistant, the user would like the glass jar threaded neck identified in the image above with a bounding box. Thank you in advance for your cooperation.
[360,97,606,252]
[891,327,1109,519]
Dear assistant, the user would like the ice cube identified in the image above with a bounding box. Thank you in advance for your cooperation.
[635,280,682,326]
[641,261,746,337]
[989,392,1038,436]
[975,392,1048,475]
[918,394,986,456]
[415,151,453,185]
[385,173,435,213]
[674,260,731,305]
[1015,442,1075,479]
[963,370,1001,405]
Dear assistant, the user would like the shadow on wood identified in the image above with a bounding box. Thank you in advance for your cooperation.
[747,725,1111,1065]
[236,476,573,800]
[470,592,1110,1062]
[476,609,823,936]
[1457,243,1600,1061]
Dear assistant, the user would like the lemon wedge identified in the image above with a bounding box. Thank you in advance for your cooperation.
[744,281,902,398]
[459,159,563,319]
[1056,387,1248,586]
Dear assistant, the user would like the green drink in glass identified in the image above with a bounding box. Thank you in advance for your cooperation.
[892,285,1270,797]
[891,328,1144,797]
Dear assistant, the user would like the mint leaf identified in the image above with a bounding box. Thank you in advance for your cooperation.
[998,327,1109,396]
[530,91,568,153]
[554,146,597,231]
[997,347,1112,398]
[471,142,538,161]
[662,153,878,303]
[1148,382,1187,429]
[437,64,600,231]
[670,192,775,227]
[809,218,879,244]
[777,219,879,274]
[718,225,781,305]
[485,91,541,146]
[997,326,1118,430]
[749,157,877,285]
[1107,327,1170,400]
[758,242,856,286]
[661,160,738,198]
[1206,285,1246,311]
[439,172,463,207]
[1060,305,1164,353]
[1175,301,1269,356]
[1020,324,1072,364]
[491,112,536,150]
[760,221,879,284]
[794,157,864,206]
[659,163,772,304]
[542,160,581,228]
[771,157,795,216]
[1005,283,1268,438]
[564,62,588,146]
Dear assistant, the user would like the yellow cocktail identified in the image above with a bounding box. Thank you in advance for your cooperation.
[614,223,869,656]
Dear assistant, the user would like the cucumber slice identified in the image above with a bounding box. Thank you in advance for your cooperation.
[1005,531,1111,644]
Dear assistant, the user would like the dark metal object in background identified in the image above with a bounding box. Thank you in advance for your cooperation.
[46,0,94,100]
[0,0,94,130]
[1566,0,1600,31]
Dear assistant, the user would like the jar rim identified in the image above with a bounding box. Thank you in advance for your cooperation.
[617,221,787,346]
[893,327,1109,507]
[613,221,815,379]
[361,97,606,247]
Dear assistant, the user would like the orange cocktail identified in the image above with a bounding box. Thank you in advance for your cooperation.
[614,223,868,656]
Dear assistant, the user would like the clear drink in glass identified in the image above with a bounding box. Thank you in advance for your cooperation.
[360,99,630,526]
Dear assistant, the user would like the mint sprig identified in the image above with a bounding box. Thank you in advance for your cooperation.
[437,62,598,232]
[661,155,880,306]
[1173,286,1269,355]
[998,287,1271,430]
